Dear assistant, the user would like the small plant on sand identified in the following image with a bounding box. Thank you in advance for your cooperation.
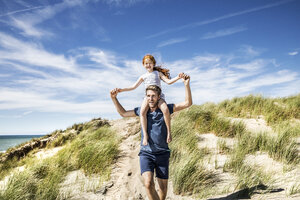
[217,139,231,154]
[288,183,300,196]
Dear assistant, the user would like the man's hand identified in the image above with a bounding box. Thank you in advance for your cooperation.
[110,88,119,98]
[182,74,190,85]
[179,72,189,80]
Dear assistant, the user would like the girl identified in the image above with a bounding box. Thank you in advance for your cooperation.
[118,54,183,145]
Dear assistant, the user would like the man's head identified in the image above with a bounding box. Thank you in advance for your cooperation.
[146,85,161,109]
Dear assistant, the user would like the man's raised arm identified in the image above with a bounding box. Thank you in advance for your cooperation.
[173,74,193,112]
[110,88,136,118]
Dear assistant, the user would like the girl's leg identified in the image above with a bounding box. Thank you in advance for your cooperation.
[141,98,149,145]
[158,99,172,143]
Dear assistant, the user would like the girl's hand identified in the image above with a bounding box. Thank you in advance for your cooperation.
[117,88,122,92]
[179,72,189,80]
[178,72,184,79]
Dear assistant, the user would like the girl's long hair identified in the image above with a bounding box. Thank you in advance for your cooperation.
[154,66,170,79]
[143,54,171,79]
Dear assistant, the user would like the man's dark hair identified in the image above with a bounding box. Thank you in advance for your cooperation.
[146,85,161,96]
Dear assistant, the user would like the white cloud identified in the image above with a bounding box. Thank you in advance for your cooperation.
[288,51,298,56]
[0,32,76,72]
[0,35,145,115]
[0,88,115,114]
[161,53,299,105]
[0,6,45,18]
[102,0,153,7]
[145,0,292,39]
[228,59,269,71]
[157,38,188,48]
[201,26,247,40]
[239,45,264,57]
[0,33,299,119]
[7,0,87,38]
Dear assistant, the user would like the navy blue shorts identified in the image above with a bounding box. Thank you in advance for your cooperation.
[139,151,170,179]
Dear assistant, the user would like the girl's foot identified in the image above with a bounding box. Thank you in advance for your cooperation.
[167,133,172,143]
[143,135,148,146]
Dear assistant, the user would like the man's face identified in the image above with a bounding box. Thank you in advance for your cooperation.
[146,89,160,108]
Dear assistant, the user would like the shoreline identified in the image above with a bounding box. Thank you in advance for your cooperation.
[0,135,46,152]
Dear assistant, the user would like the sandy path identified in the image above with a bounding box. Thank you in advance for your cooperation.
[104,117,195,200]
[104,117,147,199]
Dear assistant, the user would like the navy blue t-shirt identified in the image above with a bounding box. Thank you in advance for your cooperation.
[134,104,174,154]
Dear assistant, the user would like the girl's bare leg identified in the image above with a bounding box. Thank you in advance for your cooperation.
[141,98,149,145]
[158,99,172,143]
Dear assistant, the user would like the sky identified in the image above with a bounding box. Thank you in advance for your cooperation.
[0,0,299,135]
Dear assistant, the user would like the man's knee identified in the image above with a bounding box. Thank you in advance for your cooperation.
[157,178,168,194]
[144,179,154,190]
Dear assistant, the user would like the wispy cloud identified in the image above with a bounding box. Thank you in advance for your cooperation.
[0,6,45,18]
[0,111,33,119]
[239,45,265,57]
[0,33,143,115]
[228,59,269,71]
[145,0,294,39]
[0,32,76,72]
[288,51,298,56]
[162,52,298,104]
[0,33,298,118]
[6,0,86,38]
[201,26,247,40]
[103,0,153,7]
[157,38,188,48]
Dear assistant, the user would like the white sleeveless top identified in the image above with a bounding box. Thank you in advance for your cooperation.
[141,70,165,99]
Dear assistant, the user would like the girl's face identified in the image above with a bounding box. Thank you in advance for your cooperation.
[143,58,154,72]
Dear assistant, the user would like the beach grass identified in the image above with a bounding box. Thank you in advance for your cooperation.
[1,94,299,199]
[170,107,218,197]
[0,125,119,200]
[217,94,300,125]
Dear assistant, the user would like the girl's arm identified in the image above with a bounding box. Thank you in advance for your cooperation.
[159,72,183,85]
[118,76,143,92]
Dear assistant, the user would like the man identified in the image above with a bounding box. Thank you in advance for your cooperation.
[110,74,192,200]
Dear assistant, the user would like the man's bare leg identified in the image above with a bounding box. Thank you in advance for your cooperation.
[142,171,160,200]
[157,178,168,200]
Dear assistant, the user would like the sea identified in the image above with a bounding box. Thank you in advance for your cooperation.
[0,135,45,152]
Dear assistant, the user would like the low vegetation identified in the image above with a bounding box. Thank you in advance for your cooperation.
[217,94,300,125]
[0,122,119,200]
[170,94,299,198]
[1,94,299,199]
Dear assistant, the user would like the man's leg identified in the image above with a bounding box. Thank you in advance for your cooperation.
[142,171,160,200]
[157,178,168,200]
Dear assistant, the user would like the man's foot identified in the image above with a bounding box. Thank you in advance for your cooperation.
[166,133,172,143]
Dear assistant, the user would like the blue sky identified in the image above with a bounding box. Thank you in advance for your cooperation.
[0,0,299,135]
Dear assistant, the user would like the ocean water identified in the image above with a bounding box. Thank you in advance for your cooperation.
[0,135,45,152]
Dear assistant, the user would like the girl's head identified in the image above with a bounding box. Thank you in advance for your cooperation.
[142,54,156,66]
[142,54,155,72]
[142,54,170,78]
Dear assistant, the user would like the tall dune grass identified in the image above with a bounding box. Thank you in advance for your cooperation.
[0,126,119,200]
[170,108,218,196]
[184,105,246,137]
[218,94,300,125]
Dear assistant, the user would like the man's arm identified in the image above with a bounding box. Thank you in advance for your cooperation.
[173,74,192,112]
[110,88,137,117]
